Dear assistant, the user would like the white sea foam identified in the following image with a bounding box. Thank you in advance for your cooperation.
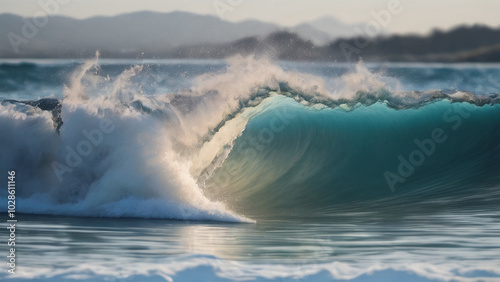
[1,254,499,281]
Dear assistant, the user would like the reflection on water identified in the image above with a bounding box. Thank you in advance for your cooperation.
[3,209,500,275]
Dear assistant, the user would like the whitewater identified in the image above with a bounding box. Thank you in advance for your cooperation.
[0,56,499,281]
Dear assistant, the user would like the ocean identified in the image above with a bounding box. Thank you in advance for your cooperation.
[0,57,499,281]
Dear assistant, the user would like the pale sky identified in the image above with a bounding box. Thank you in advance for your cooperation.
[1,0,499,34]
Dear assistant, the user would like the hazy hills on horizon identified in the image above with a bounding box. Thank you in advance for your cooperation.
[0,11,358,58]
[1,11,499,62]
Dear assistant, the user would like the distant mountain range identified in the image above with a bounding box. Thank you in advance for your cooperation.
[0,11,360,58]
[0,11,499,62]
[164,25,500,62]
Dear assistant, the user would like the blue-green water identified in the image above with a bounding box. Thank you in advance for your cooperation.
[3,210,500,281]
[0,59,499,281]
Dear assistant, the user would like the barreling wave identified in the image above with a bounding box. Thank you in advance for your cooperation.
[203,97,500,219]
[1,56,499,222]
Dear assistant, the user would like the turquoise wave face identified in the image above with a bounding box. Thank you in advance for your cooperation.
[205,97,500,218]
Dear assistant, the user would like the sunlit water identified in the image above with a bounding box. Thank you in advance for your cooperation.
[2,209,500,281]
